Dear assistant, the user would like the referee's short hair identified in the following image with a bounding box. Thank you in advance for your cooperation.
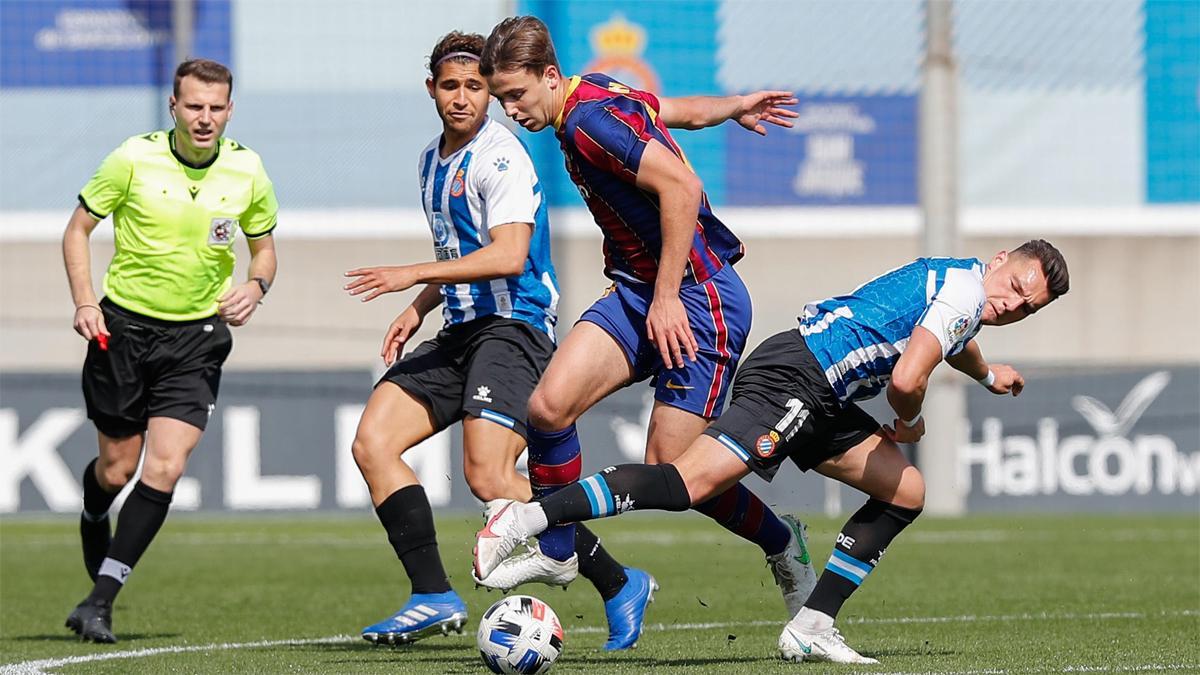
[173,59,233,98]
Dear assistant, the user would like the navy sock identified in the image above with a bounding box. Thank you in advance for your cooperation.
[693,483,791,556]
[527,425,581,562]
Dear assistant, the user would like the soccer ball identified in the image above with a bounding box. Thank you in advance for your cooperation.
[476,595,564,674]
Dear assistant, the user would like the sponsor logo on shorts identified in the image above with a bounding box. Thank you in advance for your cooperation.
[664,380,694,391]
[473,385,493,403]
[208,218,236,246]
[755,430,780,457]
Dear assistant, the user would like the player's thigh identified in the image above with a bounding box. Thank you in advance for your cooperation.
[654,264,753,419]
[529,321,634,429]
[354,381,439,465]
[644,400,710,464]
[140,416,205,491]
[815,433,926,510]
[461,416,531,502]
[672,434,753,505]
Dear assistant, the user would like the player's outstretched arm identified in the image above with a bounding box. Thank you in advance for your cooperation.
[658,91,798,134]
[218,234,275,326]
[345,222,532,302]
[946,340,1025,396]
[62,205,109,341]
[635,140,702,370]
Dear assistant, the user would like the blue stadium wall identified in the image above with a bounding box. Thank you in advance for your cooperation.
[1,0,1196,211]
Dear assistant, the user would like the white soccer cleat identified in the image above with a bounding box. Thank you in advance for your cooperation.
[766,514,818,618]
[473,499,529,580]
[778,622,879,665]
[474,545,579,591]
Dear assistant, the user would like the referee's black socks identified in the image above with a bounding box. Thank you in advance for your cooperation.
[81,458,119,520]
[89,481,173,605]
[376,485,452,595]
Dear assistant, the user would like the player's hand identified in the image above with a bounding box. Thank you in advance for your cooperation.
[218,281,264,326]
[381,306,424,366]
[646,294,698,370]
[984,364,1025,396]
[73,304,110,342]
[882,415,926,444]
[735,90,799,136]
[344,266,420,302]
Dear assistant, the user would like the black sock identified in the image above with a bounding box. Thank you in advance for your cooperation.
[804,499,922,620]
[540,464,691,526]
[574,524,628,601]
[89,481,173,604]
[376,485,451,595]
[81,458,118,519]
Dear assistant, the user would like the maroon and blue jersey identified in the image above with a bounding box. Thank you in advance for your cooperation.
[554,73,744,287]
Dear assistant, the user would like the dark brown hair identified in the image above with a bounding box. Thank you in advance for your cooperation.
[173,58,232,98]
[428,31,486,80]
[1012,239,1070,298]
[480,16,559,76]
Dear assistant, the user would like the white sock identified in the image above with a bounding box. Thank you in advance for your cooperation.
[514,502,549,538]
[791,607,835,632]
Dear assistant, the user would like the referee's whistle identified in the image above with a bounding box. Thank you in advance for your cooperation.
[97,334,109,351]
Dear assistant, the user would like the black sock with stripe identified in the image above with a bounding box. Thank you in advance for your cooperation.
[804,499,922,619]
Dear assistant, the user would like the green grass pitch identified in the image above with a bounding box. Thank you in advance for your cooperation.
[2,513,1197,673]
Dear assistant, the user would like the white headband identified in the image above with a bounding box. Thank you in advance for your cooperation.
[434,51,481,69]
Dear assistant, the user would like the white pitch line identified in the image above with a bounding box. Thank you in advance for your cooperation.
[3,610,1196,675]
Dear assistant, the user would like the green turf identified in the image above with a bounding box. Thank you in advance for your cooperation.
[1,512,1197,673]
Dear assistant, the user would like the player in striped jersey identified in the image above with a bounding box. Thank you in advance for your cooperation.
[474,241,1070,664]
[344,32,638,648]
[477,16,816,640]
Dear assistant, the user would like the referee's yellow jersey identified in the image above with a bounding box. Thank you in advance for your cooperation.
[79,131,278,321]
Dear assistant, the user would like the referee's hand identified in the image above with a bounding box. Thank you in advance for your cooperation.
[218,281,264,326]
[73,304,110,341]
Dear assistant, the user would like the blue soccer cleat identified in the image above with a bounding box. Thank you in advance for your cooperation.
[361,591,468,646]
[602,567,658,650]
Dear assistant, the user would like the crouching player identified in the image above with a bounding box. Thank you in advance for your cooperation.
[344,32,644,648]
[475,241,1069,664]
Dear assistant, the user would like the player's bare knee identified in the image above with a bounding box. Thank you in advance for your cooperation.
[893,469,926,511]
[527,390,574,432]
[98,462,134,491]
[464,469,510,502]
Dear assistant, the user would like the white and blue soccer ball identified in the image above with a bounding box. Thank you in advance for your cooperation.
[476,595,564,674]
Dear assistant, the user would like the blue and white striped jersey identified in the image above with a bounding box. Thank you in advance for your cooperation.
[798,257,987,404]
[417,117,559,338]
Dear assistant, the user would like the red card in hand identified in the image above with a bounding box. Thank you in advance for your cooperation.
[97,334,109,351]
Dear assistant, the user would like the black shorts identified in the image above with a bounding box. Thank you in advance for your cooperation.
[704,329,879,481]
[82,298,233,438]
[379,315,554,439]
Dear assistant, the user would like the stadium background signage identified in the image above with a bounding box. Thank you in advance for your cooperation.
[2,367,1196,514]
[0,0,231,88]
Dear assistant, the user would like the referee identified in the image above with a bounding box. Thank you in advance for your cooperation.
[61,58,278,643]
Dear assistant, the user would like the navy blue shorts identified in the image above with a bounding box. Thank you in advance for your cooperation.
[579,264,751,418]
